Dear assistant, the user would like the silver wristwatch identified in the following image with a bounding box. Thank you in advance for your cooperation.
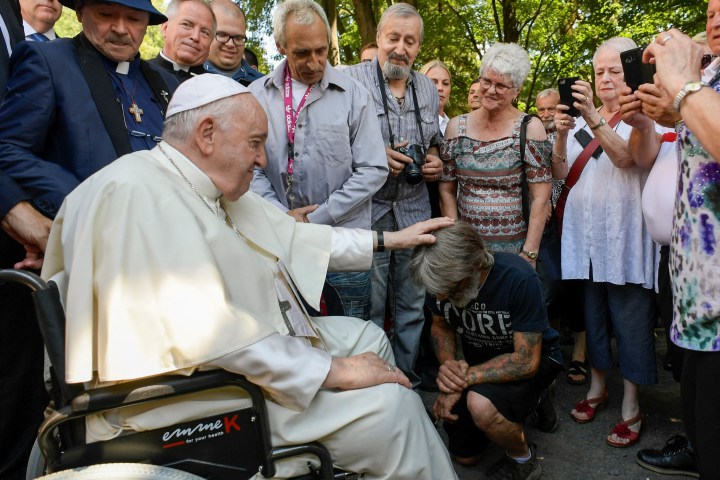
[673,81,708,112]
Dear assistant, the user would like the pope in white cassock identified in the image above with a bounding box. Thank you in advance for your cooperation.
[41,73,459,479]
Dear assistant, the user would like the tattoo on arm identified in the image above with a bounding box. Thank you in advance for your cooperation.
[430,313,457,363]
[466,332,542,385]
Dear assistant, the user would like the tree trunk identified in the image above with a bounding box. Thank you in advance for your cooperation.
[351,0,378,46]
[321,0,340,65]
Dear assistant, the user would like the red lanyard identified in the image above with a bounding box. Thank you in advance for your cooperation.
[283,64,314,175]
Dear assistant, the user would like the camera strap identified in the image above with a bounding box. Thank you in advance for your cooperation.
[375,61,426,151]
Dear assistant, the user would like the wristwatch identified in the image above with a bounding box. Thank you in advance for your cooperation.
[521,250,538,260]
[673,81,708,112]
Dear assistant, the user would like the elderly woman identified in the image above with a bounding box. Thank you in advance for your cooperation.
[420,60,453,136]
[553,36,656,448]
[439,43,551,266]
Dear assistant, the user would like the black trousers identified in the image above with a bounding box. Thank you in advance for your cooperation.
[0,232,48,480]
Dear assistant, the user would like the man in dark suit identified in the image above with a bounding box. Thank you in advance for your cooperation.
[19,0,62,42]
[0,1,178,477]
[149,0,214,82]
[0,0,23,94]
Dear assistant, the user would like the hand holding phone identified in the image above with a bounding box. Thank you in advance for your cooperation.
[621,47,656,92]
[558,77,581,117]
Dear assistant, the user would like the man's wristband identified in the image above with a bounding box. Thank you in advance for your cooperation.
[376,231,385,252]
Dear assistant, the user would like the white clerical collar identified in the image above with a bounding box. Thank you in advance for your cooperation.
[22,20,57,40]
[161,51,190,72]
[116,62,130,74]
[155,142,222,207]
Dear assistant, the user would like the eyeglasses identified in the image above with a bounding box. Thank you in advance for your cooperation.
[702,54,718,69]
[215,32,247,46]
[479,77,514,94]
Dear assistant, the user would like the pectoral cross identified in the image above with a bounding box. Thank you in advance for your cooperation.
[129,102,144,123]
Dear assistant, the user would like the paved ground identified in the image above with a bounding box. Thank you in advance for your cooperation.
[416,329,686,480]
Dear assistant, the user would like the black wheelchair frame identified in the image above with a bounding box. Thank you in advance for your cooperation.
[0,269,356,480]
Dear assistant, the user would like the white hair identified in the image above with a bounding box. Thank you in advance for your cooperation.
[536,88,559,101]
[479,42,531,88]
[592,36,637,67]
[165,0,216,31]
[273,0,330,50]
[377,3,424,43]
[163,97,237,140]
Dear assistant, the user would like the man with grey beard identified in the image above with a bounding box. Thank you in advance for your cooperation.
[345,3,443,387]
[410,222,563,480]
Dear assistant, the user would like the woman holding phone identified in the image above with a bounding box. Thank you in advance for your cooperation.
[553,36,657,448]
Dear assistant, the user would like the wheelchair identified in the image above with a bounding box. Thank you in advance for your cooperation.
[0,269,361,480]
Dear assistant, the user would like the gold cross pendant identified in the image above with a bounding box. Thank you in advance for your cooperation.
[129,102,144,123]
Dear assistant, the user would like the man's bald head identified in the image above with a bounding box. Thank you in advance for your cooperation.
[207,0,248,71]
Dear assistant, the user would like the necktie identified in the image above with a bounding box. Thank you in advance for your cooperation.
[28,32,49,42]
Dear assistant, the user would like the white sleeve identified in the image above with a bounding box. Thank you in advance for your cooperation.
[207,333,332,411]
[328,227,373,272]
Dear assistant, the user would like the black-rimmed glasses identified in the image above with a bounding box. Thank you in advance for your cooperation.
[215,32,247,46]
[479,77,515,95]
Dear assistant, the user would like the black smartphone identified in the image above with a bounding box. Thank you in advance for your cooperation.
[620,47,656,92]
[557,77,580,117]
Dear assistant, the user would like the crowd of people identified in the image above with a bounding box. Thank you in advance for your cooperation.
[0,0,718,479]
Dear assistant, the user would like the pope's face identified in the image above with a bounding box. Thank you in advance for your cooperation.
[78,2,149,62]
[210,96,268,201]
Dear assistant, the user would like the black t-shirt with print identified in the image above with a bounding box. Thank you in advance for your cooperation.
[433,252,562,366]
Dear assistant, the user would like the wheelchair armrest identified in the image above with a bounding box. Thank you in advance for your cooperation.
[70,370,265,415]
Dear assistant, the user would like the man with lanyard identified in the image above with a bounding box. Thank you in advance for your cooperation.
[19,0,61,42]
[0,1,177,477]
[149,0,214,82]
[250,0,387,320]
[346,2,443,385]
[203,0,262,87]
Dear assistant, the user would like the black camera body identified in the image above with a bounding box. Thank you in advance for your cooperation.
[621,47,656,92]
[397,144,426,185]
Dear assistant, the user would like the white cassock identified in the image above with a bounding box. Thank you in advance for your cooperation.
[42,142,458,480]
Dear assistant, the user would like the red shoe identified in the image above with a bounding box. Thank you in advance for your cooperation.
[570,388,608,424]
[607,412,643,448]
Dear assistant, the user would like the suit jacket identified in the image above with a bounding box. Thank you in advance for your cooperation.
[0,0,23,95]
[0,33,180,219]
[149,54,205,83]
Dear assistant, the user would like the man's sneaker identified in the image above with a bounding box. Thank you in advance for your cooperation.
[532,379,559,433]
[636,434,699,478]
[487,445,542,480]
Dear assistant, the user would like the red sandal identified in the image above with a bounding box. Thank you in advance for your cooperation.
[606,412,643,448]
[570,388,608,424]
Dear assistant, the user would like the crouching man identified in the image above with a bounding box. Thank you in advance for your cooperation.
[410,222,563,480]
[41,74,458,480]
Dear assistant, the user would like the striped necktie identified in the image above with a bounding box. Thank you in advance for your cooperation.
[28,32,49,42]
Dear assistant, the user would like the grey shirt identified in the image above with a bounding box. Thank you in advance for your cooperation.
[250,60,388,228]
[345,58,440,229]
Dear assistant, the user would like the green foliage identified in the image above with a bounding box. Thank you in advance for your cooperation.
[57,0,708,112]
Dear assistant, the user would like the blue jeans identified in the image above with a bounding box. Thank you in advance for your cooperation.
[325,271,372,320]
[584,280,657,385]
[370,211,426,386]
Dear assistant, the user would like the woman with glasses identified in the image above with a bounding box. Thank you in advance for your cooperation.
[439,43,551,262]
[553,36,656,448]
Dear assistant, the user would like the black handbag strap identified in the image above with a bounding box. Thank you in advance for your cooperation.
[519,114,533,225]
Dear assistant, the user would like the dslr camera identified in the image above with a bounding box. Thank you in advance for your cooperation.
[397,144,426,185]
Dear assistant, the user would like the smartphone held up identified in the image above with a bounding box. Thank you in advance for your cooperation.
[557,77,581,117]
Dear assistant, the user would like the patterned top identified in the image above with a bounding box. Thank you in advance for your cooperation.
[345,59,441,229]
[670,83,720,351]
[441,114,552,253]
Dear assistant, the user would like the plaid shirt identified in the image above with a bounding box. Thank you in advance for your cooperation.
[345,59,440,229]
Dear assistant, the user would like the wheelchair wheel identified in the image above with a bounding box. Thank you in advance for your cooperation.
[26,440,47,479]
[34,463,205,480]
